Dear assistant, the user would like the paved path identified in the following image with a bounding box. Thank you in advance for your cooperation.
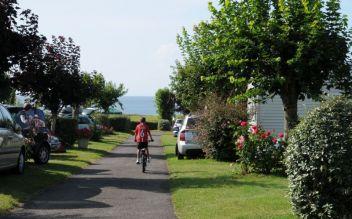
[4,131,176,219]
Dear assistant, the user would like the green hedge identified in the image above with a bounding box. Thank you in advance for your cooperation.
[93,115,158,131]
[286,96,352,218]
[56,118,77,146]
[109,117,131,132]
[93,114,111,127]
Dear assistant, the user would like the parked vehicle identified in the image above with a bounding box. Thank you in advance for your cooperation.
[82,108,97,117]
[77,115,95,130]
[58,106,75,118]
[48,135,61,152]
[175,115,201,159]
[0,104,26,174]
[5,105,51,164]
[172,119,183,137]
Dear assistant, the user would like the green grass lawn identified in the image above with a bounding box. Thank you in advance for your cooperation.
[161,132,295,219]
[0,132,130,214]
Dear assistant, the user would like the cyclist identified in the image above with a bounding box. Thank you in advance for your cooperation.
[134,117,153,164]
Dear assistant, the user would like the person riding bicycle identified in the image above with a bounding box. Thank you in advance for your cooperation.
[134,117,153,164]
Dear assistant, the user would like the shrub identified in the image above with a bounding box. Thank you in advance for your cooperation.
[197,95,247,161]
[155,88,175,121]
[56,118,77,146]
[91,125,103,141]
[109,116,131,132]
[236,123,286,174]
[95,114,158,131]
[93,114,111,127]
[100,125,114,135]
[158,119,171,131]
[285,96,352,218]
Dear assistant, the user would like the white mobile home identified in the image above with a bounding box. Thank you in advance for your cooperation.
[248,90,340,133]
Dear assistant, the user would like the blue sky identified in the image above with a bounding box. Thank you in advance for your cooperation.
[18,0,352,96]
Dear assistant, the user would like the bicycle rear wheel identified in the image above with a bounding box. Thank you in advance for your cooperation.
[142,155,147,172]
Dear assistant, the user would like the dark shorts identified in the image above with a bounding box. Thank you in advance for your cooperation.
[137,142,148,149]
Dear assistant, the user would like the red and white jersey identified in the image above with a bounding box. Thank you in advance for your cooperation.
[135,123,150,142]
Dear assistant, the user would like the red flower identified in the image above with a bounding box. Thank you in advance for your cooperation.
[251,125,258,134]
[240,121,247,127]
[278,132,284,138]
[236,136,245,150]
[261,133,267,139]
[272,137,277,144]
[76,128,92,139]
[266,130,271,136]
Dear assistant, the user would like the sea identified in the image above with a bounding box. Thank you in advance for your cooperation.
[118,96,157,115]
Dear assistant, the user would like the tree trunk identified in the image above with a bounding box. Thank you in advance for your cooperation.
[72,105,80,120]
[280,92,299,138]
[51,113,58,134]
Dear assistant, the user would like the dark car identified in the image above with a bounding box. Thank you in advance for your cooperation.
[0,104,26,174]
[5,105,51,164]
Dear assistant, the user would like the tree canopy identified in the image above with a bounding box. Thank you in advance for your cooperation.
[95,81,127,113]
[0,0,43,102]
[172,0,352,134]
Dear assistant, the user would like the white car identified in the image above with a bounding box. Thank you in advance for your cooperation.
[175,115,202,159]
[172,119,183,137]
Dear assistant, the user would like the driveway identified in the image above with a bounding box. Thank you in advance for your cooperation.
[4,131,176,219]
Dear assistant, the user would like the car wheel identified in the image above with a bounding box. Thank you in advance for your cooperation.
[177,153,184,160]
[13,149,25,174]
[34,145,50,164]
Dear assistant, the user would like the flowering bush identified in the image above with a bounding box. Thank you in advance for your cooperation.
[76,128,93,139]
[197,95,247,161]
[236,122,286,174]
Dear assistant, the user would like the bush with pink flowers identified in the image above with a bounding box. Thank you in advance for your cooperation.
[235,122,286,174]
[196,95,247,161]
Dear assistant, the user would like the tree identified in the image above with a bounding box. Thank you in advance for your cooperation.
[155,88,175,121]
[82,71,105,108]
[13,36,81,133]
[0,73,14,103]
[95,81,127,113]
[175,0,352,135]
[171,22,243,113]
[0,0,42,102]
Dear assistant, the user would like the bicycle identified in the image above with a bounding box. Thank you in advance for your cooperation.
[141,139,153,173]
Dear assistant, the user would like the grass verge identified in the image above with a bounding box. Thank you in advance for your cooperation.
[161,132,295,219]
[0,132,130,214]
